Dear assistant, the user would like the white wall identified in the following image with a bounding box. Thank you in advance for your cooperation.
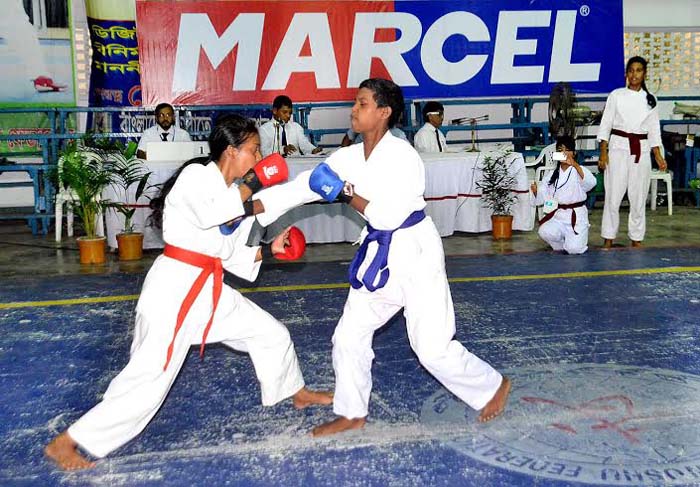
[624,0,700,29]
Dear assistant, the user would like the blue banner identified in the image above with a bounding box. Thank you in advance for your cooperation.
[87,18,141,107]
[396,0,624,98]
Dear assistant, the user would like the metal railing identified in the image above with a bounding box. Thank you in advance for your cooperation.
[1,95,699,234]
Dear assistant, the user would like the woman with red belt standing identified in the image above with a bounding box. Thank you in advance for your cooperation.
[597,56,668,248]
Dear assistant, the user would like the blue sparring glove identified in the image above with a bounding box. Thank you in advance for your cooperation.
[309,162,352,203]
[219,201,254,235]
[219,217,243,235]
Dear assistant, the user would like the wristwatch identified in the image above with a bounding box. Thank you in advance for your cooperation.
[338,181,354,203]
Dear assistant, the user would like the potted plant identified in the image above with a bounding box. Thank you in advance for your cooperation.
[57,140,113,264]
[476,150,518,240]
[691,178,700,207]
[105,141,152,261]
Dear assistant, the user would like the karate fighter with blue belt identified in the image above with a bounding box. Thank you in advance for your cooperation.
[256,78,511,436]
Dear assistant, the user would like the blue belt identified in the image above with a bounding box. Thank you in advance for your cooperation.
[348,210,426,292]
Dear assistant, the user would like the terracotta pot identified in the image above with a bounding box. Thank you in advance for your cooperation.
[491,214,513,240]
[77,236,107,264]
[116,232,144,261]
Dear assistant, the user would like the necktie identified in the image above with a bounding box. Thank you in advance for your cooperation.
[281,124,288,147]
[435,129,442,152]
[161,132,169,142]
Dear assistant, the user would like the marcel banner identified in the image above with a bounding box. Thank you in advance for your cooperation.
[136,0,624,105]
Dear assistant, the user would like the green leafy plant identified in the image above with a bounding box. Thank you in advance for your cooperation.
[57,141,113,239]
[690,178,700,190]
[105,141,152,233]
[476,151,518,216]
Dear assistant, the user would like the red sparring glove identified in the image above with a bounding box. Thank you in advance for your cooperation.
[274,226,306,261]
[242,153,289,193]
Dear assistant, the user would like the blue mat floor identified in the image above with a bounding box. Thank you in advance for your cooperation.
[1,247,699,486]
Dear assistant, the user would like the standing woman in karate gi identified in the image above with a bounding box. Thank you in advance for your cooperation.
[45,114,331,471]
[531,136,597,254]
[597,56,667,248]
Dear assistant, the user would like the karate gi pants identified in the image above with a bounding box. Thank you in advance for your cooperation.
[538,210,589,254]
[68,281,304,458]
[601,149,652,242]
[331,220,502,419]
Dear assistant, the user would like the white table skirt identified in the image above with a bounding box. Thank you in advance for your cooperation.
[103,151,534,249]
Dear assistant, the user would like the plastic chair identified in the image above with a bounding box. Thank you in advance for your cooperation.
[55,154,104,243]
[525,142,557,182]
[533,164,557,222]
[650,169,673,216]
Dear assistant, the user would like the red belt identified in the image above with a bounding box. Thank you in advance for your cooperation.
[538,200,587,234]
[162,244,223,371]
[610,128,648,164]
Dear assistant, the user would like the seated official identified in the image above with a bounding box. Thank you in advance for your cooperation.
[259,95,322,157]
[136,103,192,160]
[413,101,447,153]
[530,136,597,254]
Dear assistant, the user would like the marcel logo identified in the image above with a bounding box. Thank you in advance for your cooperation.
[263,165,279,178]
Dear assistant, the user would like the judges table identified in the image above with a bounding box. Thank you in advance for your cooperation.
[103,152,533,249]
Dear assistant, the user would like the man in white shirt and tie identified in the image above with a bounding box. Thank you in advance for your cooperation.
[259,95,322,157]
[413,101,447,153]
[136,103,192,160]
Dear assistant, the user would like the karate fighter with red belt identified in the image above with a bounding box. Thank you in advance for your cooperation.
[45,114,331,470]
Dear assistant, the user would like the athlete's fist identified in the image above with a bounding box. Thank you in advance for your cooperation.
[272,226,306,261]
[242,153,288,193]
[309,163,353,203]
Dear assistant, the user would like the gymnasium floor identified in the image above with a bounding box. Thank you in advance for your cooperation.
[1,206,699,487]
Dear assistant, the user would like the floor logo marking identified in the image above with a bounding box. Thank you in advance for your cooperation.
[420,364,700,485]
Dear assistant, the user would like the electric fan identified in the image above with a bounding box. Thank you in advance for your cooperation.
[548,82,601,138]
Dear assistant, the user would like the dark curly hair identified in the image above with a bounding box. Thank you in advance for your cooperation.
[358,78,404,128]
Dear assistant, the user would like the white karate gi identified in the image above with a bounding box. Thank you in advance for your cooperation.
[413,122,447,153]
[256,132,502,420]
[137,124,192,154]
[532,165,597,254]
[68,162,304,458]
[259,119,317,157]
[597,88,662,241]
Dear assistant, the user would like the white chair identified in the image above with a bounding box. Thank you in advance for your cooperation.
[533,164,557,222]
[55,154,105,243]
[650,169,673,216]
[525,142,557,182]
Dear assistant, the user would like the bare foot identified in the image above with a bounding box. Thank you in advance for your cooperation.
[312,416,366,437]
[631,240,642,248]
[602,239,613,249]
[292,387,333,409]
[478,376,511,423]
[45,432,95,471]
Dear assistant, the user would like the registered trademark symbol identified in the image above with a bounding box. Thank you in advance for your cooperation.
[580,5,590,16]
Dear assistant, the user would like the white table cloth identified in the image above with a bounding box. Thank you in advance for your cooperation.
[103,151,533,248]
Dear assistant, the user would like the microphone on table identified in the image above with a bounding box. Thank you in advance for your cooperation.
[451,115,490,125]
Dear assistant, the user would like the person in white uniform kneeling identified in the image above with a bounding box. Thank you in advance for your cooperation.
[531,136,597,254]
[597,56,667,249]
[45,115,332,471]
